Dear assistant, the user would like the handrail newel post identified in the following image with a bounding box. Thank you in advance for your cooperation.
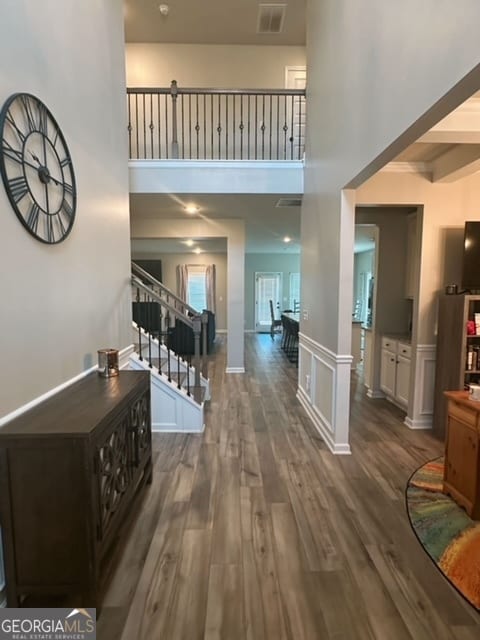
[170,80,179,159]
[192,314,202,388]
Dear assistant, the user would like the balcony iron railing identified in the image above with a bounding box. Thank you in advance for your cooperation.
[127,81,306,161]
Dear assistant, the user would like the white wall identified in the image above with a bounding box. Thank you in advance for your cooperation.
[126,44,306,88]
[131,250,228,331]
[0,1,131,420]
[300,0,480,451]
[245,253,300,331]
[357,171,480,344]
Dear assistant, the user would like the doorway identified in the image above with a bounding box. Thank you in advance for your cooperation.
[255,272,282,332]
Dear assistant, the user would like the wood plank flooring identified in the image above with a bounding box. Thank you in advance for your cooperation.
[98,334,480,639]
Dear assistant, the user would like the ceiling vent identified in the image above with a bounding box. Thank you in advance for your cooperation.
[257,4,287,34]
[275,198,302,208]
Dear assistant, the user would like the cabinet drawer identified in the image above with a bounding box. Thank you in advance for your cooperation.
[381,337,397,353]
[448,400,477,428]
[398,342,411,359]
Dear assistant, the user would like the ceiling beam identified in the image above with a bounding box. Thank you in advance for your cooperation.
[431,144,480,183]
[419,100,480,144]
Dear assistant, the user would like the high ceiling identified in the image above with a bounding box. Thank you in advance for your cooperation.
[124,0,306,45]
[126,4,480,255]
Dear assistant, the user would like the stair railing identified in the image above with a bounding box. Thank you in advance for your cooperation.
[131,274,203,390]
[132,262,208,386]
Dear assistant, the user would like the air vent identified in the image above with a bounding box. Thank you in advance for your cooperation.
[257,4,286,34]
[275,198,302,208]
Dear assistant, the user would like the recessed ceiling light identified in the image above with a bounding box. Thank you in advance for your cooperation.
[284,236,291,243]
[185,204,199,214]
[184,239,194,247]
[193,247,202,254]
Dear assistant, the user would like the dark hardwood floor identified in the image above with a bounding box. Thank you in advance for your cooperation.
[98,334,480,639]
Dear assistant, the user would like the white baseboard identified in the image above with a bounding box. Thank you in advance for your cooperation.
[297,387,351,455]
[366,388,385,399]
[404,416,432,430]
[226,367,246,373]
[153,423,205,433]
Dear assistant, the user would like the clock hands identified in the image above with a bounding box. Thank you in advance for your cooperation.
[28,149,63,187]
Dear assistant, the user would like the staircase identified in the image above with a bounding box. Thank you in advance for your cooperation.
[129,262,210,432]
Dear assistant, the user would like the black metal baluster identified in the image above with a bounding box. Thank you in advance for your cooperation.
[203,93,207,160]
[137,286,142,361]
[177,352,181,389]
[232,94,236,160]
[261,94,265,160]
[298,95,303,160]
[276,94,280,160]
[283,94,288,160]
[240,95,244,160]
[217,94,221,159]
[167,345,171,382]
[290,94,294,160]
[147,295,152,368]
[189,94,192,159]
[165,93,169,159]
[149,94,154,159]
[247,95,251,160]
[269,95,273,160]
[254,95,258,160]
[157,94,161,159]
[127,93,132,159]
[135,94,139,159]
[181,93,185,159]
[187,355,191,396]
[142,94,147,159]
[210,94,214,159]
[226,93,229,160]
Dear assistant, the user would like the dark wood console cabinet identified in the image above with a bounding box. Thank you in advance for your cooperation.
[0,370,151,608]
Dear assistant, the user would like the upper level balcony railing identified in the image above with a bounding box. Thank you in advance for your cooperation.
[127,81,306,162]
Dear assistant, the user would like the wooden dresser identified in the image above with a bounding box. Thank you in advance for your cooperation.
[443,390,480,519]
[0,370,151,608]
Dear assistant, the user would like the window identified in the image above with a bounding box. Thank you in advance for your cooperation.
[289,272,300,311]
[187,266,207,312]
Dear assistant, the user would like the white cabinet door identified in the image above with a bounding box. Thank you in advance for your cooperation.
[381,348,397,396]
[395,354,410,408]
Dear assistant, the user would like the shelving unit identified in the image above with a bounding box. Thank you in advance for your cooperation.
[433,294,480,439]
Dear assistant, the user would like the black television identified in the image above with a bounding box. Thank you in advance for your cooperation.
[462,221,480,291]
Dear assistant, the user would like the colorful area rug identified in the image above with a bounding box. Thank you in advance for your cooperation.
[406,458,480,611]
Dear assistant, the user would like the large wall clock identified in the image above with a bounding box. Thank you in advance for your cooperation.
[0,93,76,244]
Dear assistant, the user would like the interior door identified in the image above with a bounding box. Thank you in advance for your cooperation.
[285,66,306,159]
[255,272,282,332]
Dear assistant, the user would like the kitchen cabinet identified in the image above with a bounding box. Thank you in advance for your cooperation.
[363,328,373,390]
[380,336,411,409]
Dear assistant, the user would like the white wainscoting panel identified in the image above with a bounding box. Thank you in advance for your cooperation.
[405,344,436,429]
[297,333,352,455]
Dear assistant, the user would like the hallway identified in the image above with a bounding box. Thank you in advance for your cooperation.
[99,334,480,639]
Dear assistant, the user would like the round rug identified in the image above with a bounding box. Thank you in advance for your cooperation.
[406,458,480,611]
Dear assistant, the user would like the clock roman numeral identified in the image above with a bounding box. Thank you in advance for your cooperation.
[46,215,55,243]
[26,203,40,234]
[63,182,74,196]
[2,139,23,164]
[8,176,29,203]
[60,157,71,168]
[37,103,49,136]
[61,198,73,219]
[20,95,37,133]
[55,212,67,237]
[5,112,26,144]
